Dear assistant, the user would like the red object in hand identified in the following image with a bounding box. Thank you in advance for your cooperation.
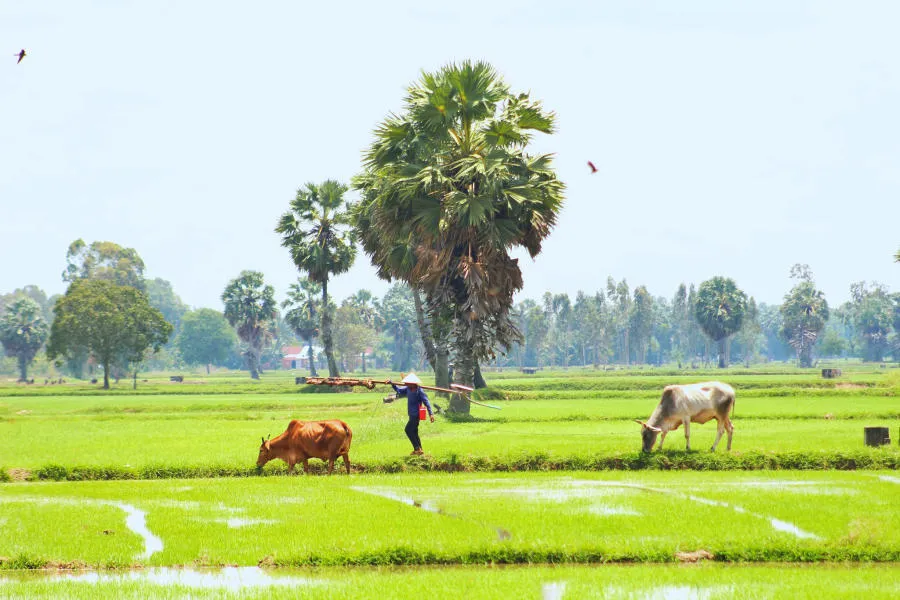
[419,405,427,421]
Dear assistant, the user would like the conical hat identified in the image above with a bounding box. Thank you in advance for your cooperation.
[401,373,422,385]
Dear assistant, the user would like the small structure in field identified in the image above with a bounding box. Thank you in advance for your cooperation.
[864,427,890,447]
[821,368,842,378]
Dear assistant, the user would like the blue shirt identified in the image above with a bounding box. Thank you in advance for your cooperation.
[391,384,433,419]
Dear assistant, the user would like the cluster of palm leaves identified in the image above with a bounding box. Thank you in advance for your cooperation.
[353,61,565,396]
[693,277,748,368]
[0,297,49,381]
[780,280,829,367]
[221,271,277,380]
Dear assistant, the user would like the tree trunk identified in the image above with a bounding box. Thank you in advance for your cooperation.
[474,362,487,389]
[133,370,138,390]
[103,359,110,389]
[249,350,260,380]
[206,363,211,375]
[321,279,340,377]
[450,341,473,414]
[17,356,27,382]
[413,288,437,370]
[306,337,318,377]
[361,351,367,373]
[623,329,630,365]
[717,338,727,368]
[799,345,813,368]
[435,347,450,398]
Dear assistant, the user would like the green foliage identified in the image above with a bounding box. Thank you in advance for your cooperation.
[0,297,50,381]
[221,271,277,379]
[694,277,748,367]
[46,280,171,389]
[840,282,894,362]
[380,284,420,371]
[176,308,238,372]
[354,60,565,408]
[144,277,188,335]
[62,239,146,291]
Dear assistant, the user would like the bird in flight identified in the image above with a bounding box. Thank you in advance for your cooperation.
[587,161,598,174]
[15,49,26,64]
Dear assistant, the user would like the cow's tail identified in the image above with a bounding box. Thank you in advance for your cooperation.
[341,421,353,454]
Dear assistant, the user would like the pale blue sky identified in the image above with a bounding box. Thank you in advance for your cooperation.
[1,1,897,310]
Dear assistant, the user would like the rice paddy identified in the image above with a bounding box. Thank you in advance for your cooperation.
[1,365,898,597]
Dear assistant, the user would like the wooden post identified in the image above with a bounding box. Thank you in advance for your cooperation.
[864,427,890,447]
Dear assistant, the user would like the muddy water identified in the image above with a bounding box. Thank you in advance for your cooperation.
[0,497,164,559]
[0,567,322,589]
[354,479,820,541]
[542,581,567,600]
[351,487,443,514]
[105,502,164,559]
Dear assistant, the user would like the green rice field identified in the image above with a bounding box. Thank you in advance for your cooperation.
[1,365,899,597]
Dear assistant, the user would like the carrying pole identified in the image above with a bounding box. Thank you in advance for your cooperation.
[302,377,501,409]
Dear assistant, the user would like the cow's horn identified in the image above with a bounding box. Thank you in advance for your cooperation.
[267,434,271,441]
[261,436,265,445]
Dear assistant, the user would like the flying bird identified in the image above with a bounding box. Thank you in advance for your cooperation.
[15,49,26,64]
[587,161,598,174]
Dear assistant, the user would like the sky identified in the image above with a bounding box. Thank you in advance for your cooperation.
[1,0,898,311]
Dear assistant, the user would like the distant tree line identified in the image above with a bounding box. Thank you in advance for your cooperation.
[2,61,899,398]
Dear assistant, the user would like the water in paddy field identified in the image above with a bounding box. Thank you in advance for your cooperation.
[0,567,322,589]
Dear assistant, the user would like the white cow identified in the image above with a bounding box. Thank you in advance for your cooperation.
[635,381,735,452]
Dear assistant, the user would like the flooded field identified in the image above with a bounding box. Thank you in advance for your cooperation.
[1,564,898,599]
[1,472,898,567]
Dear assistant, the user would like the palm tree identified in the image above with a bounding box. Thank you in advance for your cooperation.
[221,271,277,380]
[354,60,565,412]
[276,180,356,377]
[0,297,49,381]
[693,277,748,368]
[780,280,829,368]
[282,278,321,377]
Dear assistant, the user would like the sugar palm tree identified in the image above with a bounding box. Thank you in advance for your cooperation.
[276,180,356,377]
[694,277,748,368]
[282,278,321,377]
[780,280,829,368]
[354,60,564,411]
[221,271,277,379]
[0,297,49,382]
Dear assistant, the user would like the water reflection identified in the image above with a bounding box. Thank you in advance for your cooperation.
[0,567,322,590]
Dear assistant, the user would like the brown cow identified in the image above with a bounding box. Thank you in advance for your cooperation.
[635,381,735,453]
[256,419,352,475]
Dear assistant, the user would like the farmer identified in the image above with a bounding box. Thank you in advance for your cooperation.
[388,373,434,455]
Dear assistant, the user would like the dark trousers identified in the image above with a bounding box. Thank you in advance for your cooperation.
[405,416,422,450]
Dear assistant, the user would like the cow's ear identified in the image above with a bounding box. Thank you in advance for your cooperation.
[634,419,646,428]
